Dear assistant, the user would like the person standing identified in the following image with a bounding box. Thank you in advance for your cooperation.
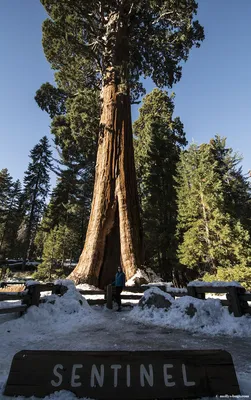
[112,265,126,311]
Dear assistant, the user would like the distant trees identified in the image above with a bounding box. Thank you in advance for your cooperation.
[134,89,186,280]
[18,136,52,264]
[34,163,94,280]
[0,169,22,259]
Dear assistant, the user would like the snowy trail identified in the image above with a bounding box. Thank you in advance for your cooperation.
[0,282,250,400]
[1,308,251,379]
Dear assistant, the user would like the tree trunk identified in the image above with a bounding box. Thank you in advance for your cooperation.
[68,69,144,288]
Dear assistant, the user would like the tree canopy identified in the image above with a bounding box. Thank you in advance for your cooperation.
[134,88,186,279]
[38,0,204,99]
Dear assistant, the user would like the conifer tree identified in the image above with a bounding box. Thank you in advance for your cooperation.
[134,89,186,279]
[0,169,13,257]
[34,224,80,280]
[0,170,23,259]
[210,135,251,232]
[38,0,204,287]
[35,161,94,279]
[175,140,251,284]
[20,136,52,264]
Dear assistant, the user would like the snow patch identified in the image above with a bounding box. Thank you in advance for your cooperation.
[130,295,251,337]
[76,284,101,291]
[25,279,40,287]
[143,287,174,303]
[188,280,243,287]
[165,287,187,294]
[54,279,75,288]
[126,268,163,286]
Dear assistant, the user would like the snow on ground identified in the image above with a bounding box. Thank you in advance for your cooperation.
[188,280,243,287]
[0,283,251,398]
[76,283,104,300]
[125,268,162,286]
[130,287,251,337]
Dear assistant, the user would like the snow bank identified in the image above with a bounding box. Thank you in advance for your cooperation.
[0,382,94,400]
[76,283,101,291]
[142,286,174,303]
[188,280,243,287]
[25,279,40,287]
[126,268,163,286]
[165,287,187,294]
[0,281,92,337]
[130,291,251,337]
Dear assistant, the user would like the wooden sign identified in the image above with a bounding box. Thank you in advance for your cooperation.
[4,350,239,399]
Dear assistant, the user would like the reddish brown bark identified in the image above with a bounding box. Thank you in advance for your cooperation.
[68,69,144,288]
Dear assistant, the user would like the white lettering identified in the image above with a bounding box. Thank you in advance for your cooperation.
[182,364,195,387]
[126,365,131,387]
[51,364,63,387]
[163,364,176,387]
[71,364,83,387]
[140,364,154,387]
[111,364,121,387]
[91,364,104,387]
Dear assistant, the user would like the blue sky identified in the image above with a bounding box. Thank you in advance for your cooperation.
[0,0,251,188]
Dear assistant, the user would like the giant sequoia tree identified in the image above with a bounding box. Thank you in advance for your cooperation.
[39,0,204,287]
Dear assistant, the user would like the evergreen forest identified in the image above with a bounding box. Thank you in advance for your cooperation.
[1,89,251,288]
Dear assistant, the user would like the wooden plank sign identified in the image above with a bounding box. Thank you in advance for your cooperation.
[4,350,240,399]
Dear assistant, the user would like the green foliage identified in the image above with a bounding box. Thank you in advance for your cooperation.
[34,224,79,280]
[35,82,67,118]
[203,267,251,291]
[210,135,251,232]
[0,169,23,259]
[134,89,186,278]
[51,89,99,165]
[176,138,251,279]
[40,0,204,94]
[19,136,53,261]
[35,158,94,276]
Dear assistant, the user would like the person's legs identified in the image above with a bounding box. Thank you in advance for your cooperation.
[115,287,123,310]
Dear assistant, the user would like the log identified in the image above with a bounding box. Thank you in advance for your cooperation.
[87,299,106,306]
[0,292,26,301]
[191,286,230,294]
[239,293,251,301]
[0,305,27,314]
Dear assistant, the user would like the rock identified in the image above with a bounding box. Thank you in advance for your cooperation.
[139,288,173,310]
[134,276,148,286]
[185,303,197,318]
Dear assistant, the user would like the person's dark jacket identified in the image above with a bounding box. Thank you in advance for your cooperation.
[112,272,125,287]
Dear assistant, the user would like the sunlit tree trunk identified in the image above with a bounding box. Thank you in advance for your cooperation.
[69,66,143,287]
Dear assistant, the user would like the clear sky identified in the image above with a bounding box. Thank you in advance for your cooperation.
[0,0,251,189]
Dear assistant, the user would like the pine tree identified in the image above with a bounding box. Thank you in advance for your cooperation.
[210,135,251,232]
[38,0,204,287]
[34,224,80,281]
[175,140,251,284]
[0,170,23,259]
[134,89,186,279]
[0,169,13,259]
[20,136,52,264]
[34,160,94,279]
